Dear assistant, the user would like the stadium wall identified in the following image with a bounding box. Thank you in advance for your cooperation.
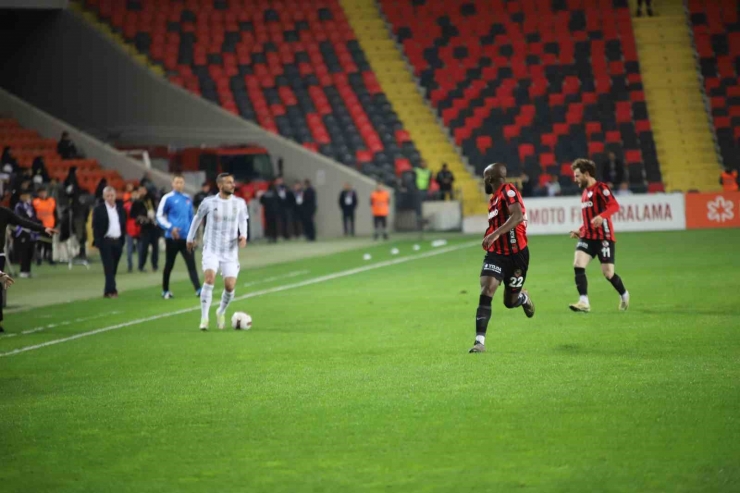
[463,191,740,234]
[0,9,386,238]
[463,194,687,235]
[0,87,179,192]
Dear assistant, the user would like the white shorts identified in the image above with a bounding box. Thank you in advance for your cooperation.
[202,252,240,279]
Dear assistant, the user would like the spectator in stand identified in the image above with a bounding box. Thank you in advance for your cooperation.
[57,131,80,160]
[436,163,455,201]
[301,179,317,242]
[94,177,108,204]
[636,0,653,17]
[13,189,41,278]
[338,182,358,236]
[92,186,126,298]
[274,176,294,240]
[546,175,562,197]
[131,185,159,272]
[259,184,279,243]
[2,147,19,175]
[32,186,56,265]
[602,152,625,190]
[617,182,632,196]
[31,156,50,186]
[720,166,739,192]
[291,181,305,238]
[519,173,534,198]
[123,188,139,273]
[370,181,391,240]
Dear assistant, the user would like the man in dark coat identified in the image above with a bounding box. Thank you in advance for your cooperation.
[92,186,126,298]
[301,179,317,241]
[338,183,357,236]
[259,185,280,243]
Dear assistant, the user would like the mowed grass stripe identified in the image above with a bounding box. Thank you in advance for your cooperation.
[0,241,478,359]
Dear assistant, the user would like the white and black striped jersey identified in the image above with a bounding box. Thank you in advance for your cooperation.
[187,194,248,261]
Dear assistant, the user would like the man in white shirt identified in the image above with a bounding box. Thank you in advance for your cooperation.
[92,186,126,298]
[187,173,248,330]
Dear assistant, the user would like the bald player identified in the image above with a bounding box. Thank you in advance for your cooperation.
[470,163,535,353]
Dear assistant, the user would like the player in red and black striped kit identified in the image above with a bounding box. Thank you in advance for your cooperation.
[568,158,630,313]
[470,163,535,353]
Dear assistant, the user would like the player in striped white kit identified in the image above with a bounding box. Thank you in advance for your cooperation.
[187,173,248,330]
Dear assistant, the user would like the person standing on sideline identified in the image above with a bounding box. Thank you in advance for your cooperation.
[436,163,455,200]
[370,181,391,240]
[32,186,56,265]
[291,181,305,238]
[92,187,126,298]
[259,184,279,243]
[338,183,358,236]
[157,174,201,299]
[123,188,139,273]
[194,181,212,209]
[274,176,294,240]
[131,185,159,272]
[0,204,54,331]
[186,173,248,331]
[302,179,317,241]
[415,161,432,199]
[13,189,41,278]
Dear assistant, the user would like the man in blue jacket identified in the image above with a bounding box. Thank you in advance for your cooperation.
[157,175,201,299]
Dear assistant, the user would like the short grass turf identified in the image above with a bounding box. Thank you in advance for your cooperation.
[0,230,739,493]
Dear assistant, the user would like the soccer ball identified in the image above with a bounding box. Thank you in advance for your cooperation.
[231,312,252,330]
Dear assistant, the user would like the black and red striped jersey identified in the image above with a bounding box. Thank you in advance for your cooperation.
[483,183,528,255]
[579,182,620,241]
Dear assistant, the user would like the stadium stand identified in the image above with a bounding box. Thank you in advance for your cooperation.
[0,118,125,192]
[631,0,721,193]
[380,0,661,193]
[340,0,486,215]
[689,0,740,172]
[82,0,422,188]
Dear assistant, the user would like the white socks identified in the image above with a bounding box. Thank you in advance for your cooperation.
[621,291,630,301]
[217,289,235,315]
[579,295,590,305]
[200,284,214,320]
[475,335,486,345]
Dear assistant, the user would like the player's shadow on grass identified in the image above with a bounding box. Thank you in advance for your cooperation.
[556,343,582,353]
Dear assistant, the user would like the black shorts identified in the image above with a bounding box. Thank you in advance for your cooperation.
[480,247,530,294]
[576,238,615,264]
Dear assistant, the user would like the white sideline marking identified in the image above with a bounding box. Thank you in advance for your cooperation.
[242,270,309,287]
[0,312,121,339]
[0,241,477,358]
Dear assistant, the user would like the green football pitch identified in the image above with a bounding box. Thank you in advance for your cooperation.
[1,230,738,493]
